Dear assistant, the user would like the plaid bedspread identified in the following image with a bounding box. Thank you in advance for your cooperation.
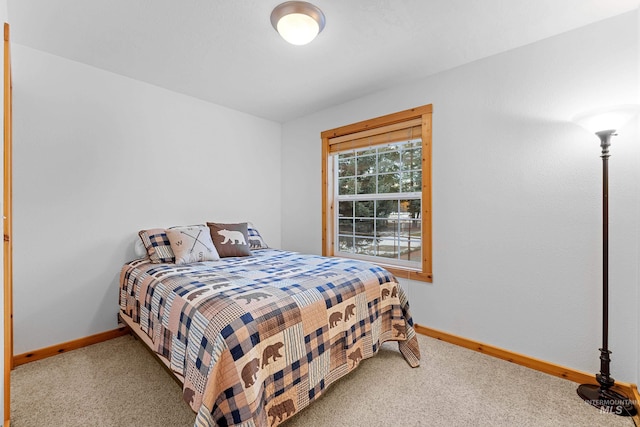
[119,249,420,427]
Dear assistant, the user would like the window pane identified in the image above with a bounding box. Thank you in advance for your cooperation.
[338,157,355,177]
[378,149,400,173]
[387,212,407,232]
[356,175,376,194]
[376,210,399,259]
[399,199,422,219]
[377,173,400,193]
[354,200,374,218]
[379,144,399,154]
[376,234,399,259]
[399,239,422,262]
[356,155,376,175]
[355,237,376,256]
[338,177,355,195]
[339,219,354,234]
[402,146,422,170]
[401,170,422,192]
[338,235,354,253]
[399,220,421,239]
[338,200,353,218]
[354,219,374,237]
[404,140,422,150]
[376,219,393,236]
[376,200,398,219]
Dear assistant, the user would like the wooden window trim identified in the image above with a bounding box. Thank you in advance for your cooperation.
[4,22,12,426]
[321,105,433,282]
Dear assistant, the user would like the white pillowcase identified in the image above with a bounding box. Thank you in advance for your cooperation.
[166,225,220,264]
[134,238,148,258]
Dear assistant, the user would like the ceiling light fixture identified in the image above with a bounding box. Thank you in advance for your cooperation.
[270,1,326,46]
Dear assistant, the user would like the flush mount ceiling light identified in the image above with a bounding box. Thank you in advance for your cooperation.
[270,1,326,45]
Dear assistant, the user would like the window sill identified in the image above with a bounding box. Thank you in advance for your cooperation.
[325,252,433,283]
[383,266,432,283]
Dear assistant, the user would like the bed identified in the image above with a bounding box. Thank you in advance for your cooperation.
[119,244,420,427]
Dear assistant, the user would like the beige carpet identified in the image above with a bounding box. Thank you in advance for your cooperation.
[11,334,634,426]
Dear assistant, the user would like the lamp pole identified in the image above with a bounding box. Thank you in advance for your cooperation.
[597,130,613,390]
[575,130,636,417]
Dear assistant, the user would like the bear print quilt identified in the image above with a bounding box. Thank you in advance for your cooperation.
[119,249,420,427]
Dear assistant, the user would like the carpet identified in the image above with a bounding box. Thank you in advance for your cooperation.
[11,333,634,426]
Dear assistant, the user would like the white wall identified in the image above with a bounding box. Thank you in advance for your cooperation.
[282,12,640,384]
[11,44,282,354]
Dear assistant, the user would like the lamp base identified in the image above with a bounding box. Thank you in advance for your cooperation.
[577,384,637,417]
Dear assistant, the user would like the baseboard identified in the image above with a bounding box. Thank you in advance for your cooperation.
[13,326,130,367]
[414,324,640,418]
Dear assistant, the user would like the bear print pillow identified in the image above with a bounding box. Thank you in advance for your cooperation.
[206,222,252,257]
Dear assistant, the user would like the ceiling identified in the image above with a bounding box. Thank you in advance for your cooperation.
[7,0,640,123]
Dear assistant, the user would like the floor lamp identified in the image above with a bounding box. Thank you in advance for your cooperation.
[572,104,639,417]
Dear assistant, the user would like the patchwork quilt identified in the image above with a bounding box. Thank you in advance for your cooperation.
[119,249,420,427]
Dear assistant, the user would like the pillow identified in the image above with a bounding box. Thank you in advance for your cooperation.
[134,238,148,259]
[206,222,252,257]
[166,225,220,265]
[247,222,269,250]
[138,228,175,263]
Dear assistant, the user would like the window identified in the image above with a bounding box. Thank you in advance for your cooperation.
[321,105,433,282]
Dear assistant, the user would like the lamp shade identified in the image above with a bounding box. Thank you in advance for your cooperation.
[572,104,640,134]
[271,1,326,45]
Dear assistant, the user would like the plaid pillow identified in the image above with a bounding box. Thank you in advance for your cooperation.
[247,222,268,250]
[138,228,175,263]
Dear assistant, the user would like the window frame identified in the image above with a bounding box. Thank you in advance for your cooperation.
[321,104,433,282]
